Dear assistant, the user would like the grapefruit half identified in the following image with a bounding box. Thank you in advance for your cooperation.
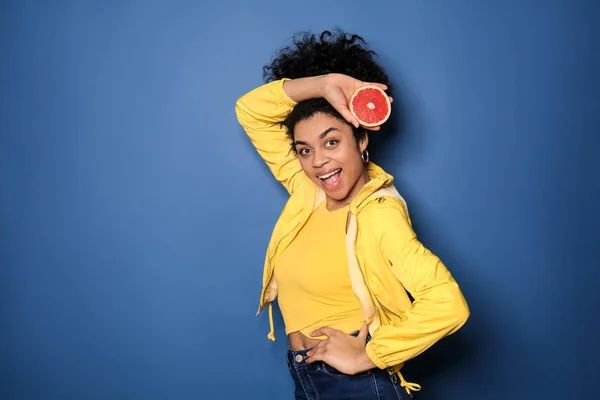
[349,85,391,127]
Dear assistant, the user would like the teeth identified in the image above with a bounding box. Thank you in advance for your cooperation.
[318,169,341,179]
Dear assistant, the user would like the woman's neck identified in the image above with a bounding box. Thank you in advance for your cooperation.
[325,169,370,211]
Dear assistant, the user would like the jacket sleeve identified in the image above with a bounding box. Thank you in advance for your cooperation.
[235,79,304,195]
[364,200,470,369]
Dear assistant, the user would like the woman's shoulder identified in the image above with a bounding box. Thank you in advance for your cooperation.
[357,184,413,235]
[361,184,409,216]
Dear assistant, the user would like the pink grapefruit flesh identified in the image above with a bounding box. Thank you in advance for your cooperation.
[349,85,391,127]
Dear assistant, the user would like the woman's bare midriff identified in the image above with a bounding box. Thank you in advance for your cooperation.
[289,331,322,350]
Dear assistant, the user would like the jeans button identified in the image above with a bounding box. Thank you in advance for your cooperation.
[295,355,303,363]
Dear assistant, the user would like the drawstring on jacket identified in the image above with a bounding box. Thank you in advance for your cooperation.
[396,370,421,397]
[267,303,276,341]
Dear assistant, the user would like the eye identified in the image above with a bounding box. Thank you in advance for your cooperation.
[298,148,311,156]
[325,139,339,148]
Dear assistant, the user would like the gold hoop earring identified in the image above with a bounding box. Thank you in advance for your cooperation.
[361,150,369,163]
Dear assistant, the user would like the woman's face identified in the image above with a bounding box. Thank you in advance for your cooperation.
[293,113,369,210]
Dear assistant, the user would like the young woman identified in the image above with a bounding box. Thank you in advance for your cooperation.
[236,30,469,400]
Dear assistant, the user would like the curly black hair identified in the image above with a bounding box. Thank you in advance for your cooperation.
[263,29,389,148]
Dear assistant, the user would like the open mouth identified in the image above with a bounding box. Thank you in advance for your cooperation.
[317,168,343,189]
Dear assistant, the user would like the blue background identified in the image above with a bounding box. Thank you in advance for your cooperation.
[1,1,599,399]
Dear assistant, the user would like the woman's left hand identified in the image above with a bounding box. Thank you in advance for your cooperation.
[306,323,378,375]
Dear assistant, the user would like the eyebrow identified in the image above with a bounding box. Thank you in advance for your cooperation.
[293,127,339,147]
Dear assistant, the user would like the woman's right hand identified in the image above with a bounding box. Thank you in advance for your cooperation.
[322,73,389,131]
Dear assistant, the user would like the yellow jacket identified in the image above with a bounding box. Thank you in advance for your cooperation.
[236,79,470,395]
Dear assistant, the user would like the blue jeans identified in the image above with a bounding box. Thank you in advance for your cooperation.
[286,342,406,400]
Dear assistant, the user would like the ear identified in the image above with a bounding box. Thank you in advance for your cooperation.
[358,133,369,153]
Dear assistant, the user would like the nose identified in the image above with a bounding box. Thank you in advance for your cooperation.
[312,147,329,168]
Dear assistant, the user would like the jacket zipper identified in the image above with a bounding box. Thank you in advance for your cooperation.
[259,190,319,311]
[258,222,300,311]
[352,214,383,322]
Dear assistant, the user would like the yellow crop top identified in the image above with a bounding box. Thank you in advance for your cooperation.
[273,201,365,339]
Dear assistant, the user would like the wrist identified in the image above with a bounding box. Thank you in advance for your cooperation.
[353,349,378,374]
[316,74,329,98]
